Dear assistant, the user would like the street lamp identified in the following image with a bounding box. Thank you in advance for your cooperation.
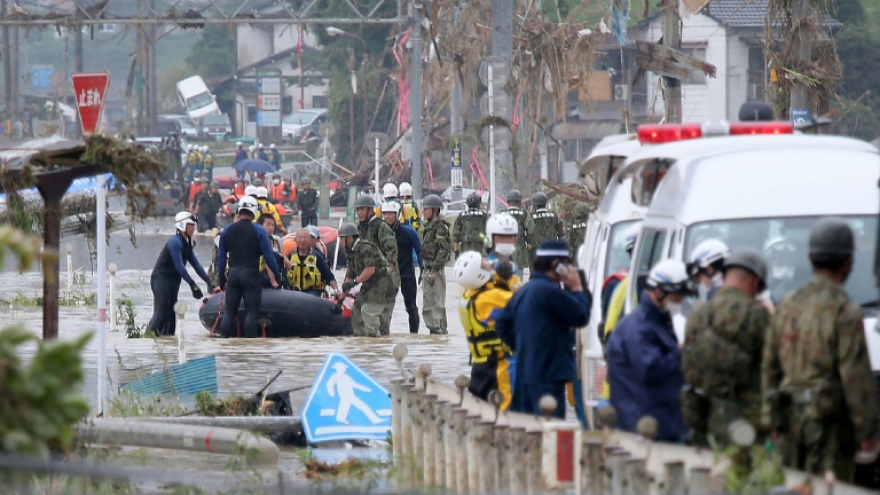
[327,26,369,167]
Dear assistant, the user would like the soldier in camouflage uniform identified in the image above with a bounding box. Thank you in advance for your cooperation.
[762,218,879,482]
[682,249,770,447]
[453,193,488,256]
[530,192,564,262]
[566,202,591,260]
[421,194,452,334]
[354,194,399,336]
[502,189,535,273]
[338,223,392,337]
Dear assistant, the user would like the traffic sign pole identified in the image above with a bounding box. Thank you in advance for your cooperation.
[488,64,496,215]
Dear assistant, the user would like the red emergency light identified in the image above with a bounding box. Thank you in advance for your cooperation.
[728,121,794,135]
[637,124,702,144]
[638,121,795,143]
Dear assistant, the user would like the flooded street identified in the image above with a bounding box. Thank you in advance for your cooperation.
[4,216,471,414]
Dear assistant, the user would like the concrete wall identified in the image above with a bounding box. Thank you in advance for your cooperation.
[725,34,753,119]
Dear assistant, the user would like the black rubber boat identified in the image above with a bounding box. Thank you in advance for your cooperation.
[199,289,352,338]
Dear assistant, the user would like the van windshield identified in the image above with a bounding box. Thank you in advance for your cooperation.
[605,220,639,277]
[283,111,319,125]
[186,92,215,111]
[684,215,877,308]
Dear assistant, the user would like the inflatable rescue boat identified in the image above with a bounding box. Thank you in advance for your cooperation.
[199,289,353,338]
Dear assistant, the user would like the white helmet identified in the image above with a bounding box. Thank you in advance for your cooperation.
[383,183,399,199]
[646,259,692,294]
[236,141,243,147]
[381,201,401,214]
[238,196,259,216]
[201,145,209,153]
[259,143,264,149]
[624,222,642,253]
[399,182,413,197]
[245,185,258,197]
[270,143,276,149]
[174,211,197,232]
[249,145,256,152]
[689,239,730,275]
[486,213,518,240]
[256,186,269,198]
[454,251,492,290]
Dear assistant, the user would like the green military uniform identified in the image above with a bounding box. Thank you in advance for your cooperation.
[453,208,488,255]
[345,238,392,337]
[531,208,564,260]
[762,275,880,481]
[682,286,769,447]
[502,206,534,271]
[360,215,399,336]
[566,203,591,261]
[421,216,452,334]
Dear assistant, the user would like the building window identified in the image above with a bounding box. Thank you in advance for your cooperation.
[312,95,328,108]
[98,24,118,33]
[681,46,707,85]
[747,46,766,101]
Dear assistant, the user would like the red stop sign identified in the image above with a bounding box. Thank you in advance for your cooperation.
[71,72,110,134]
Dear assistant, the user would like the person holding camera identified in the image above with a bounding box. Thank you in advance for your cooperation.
[496,240,590,418]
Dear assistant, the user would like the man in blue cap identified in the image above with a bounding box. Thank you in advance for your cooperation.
[497,239,591,418]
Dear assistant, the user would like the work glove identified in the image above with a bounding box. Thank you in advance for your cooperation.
[190,283,204,300]
[342,281,356,293]
[206,283,216,294]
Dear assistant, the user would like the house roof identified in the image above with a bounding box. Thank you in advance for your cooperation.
[638,0,841,30]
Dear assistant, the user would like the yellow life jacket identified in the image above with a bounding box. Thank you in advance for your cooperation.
[287,251,322,291]
[601,275,630,399]
[458,284,513,364]
[400,199,421,229]
[187,152,199,165]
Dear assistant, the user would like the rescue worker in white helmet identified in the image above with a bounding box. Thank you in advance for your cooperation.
[485,212,523,286]
[148,212,215,336]
[606,258,693,442]
[287,228,337,296]
[688,238,730,301]
[455,251,516,409]
[255,186,286,235]
[397,181,421,229]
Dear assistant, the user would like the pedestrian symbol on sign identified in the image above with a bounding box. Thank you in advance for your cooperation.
[301,353,392,443]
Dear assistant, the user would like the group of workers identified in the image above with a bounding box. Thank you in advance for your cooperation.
[594,218,878,484]
[183,145,216,182]
[233,141,282,171]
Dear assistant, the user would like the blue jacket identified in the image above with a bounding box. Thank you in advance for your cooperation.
[606,293,684,442]
[497,272,590,384]
[394,223,423,276]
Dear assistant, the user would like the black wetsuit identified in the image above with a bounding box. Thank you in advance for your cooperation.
[149,233,211,336]
[217,219,281,338]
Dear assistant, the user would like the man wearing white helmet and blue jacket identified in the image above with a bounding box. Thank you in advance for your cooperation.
[148,212,215,336]
[606,258,693,442]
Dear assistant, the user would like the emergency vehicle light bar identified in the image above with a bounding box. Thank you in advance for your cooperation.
[637,121,795,144]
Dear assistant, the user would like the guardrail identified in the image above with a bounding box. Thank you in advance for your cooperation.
[391,352,874,495]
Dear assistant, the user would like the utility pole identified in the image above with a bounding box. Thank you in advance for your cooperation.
[491,0,513,196]
[789,0,813,122]
[1,0,10,119]
[408,0,423,200]
[147,0,158,136]
[450,55,463,207]
[661,0,682,123]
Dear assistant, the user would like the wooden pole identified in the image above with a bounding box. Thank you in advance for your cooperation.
[37,173,74,340]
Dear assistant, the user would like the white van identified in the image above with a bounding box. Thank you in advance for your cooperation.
[176,76,220,121]
[624,125,880,371]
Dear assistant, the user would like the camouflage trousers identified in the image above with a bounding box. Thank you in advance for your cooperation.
[780,410,858,482]
[379,273,401,336]
[460,242,485,255]
[352,301,385,337]
[421,268,447,334]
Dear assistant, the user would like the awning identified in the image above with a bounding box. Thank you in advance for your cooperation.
[550,122,623,141]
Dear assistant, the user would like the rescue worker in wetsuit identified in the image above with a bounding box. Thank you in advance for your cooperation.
[257,215,290,289]
[194,180,222,232]
[255,186,286,235]
[454,251,516,409]
[502,189,534,273]
[216,196,282,338]
[453,193,488,257]
[530,192,564,262]
[355,194,398,335]
[297,177,319,227]
[148,212,215,336]
[288,229,337,296]
[338,222,393,337]
[398,181,421,229]
[382,201,423,334]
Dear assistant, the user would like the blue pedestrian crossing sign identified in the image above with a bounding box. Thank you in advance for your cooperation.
[301,353,392,443]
